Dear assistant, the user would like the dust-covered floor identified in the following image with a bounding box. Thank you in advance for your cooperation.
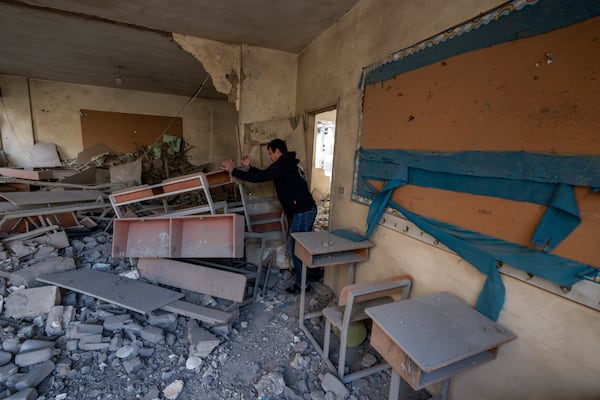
[0,228,432,400]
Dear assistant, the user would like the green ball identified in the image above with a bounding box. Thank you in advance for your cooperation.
[334,321,367,348]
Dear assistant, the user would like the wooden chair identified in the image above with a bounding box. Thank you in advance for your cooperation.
[322,274,413,383]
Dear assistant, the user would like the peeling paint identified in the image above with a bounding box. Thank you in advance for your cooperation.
[172,34,241,108]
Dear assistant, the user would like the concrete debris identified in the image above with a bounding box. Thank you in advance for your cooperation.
[162,379,184,400]
[14,347,54,367]
[187,321,220,358]
[254,370,287,398]
[0,221,418,400]
[4,286,60,319]
[3,387,37,400]
[320,372,350,400]
[3,257,76,288]
[14,359,54,390]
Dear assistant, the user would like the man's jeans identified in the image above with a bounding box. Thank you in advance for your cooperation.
[288,208,317,287]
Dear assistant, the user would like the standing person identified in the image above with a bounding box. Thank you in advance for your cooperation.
[221,139,317,294]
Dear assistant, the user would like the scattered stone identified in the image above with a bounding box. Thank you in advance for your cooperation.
[185,356,203,370]
[7,257,75,287]
[45,305,70,336]
[19,339,54,353]
[0,351,12,367]
[14,347,54,367]
[68,322,104,338]
[4,286,60,319]
[3,387,37,400]
[103,314,132,330]
[187,321,220,358]
[2,337,20,354]
[14,359,55,390]
[320,372,350,400]
[140,326,164,344]
[122,356,142,373]
[254,371,287,399]
[116,345,138,359]
[163,379,184,400]
[0,363,18,383]
[7,242,36,257]
[291,353,310,369]
[146,310,177,328]
[361,353,377,368]
[141,387,160,400]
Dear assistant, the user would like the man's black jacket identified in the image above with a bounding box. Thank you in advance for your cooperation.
[232,151,316,217]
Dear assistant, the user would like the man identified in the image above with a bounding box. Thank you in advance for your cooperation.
[221,139,317,294]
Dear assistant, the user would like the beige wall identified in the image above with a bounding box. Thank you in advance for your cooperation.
[238,45,299,162]
[296,0,600,399]
[0,75,35,167]
[0,75,237,168]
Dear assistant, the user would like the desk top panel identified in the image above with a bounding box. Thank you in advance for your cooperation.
[291,231,374,256]
[365,292,516,372]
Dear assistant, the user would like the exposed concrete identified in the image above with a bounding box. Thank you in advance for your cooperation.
[173,34,241,107]
[295,0,600,398]
[239,46,297,127]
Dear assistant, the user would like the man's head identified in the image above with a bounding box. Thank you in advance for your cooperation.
[267,139,287,163]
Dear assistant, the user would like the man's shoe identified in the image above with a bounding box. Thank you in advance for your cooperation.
[286,284,310,294]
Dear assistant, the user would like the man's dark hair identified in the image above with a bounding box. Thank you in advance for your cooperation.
[268,139,287,153]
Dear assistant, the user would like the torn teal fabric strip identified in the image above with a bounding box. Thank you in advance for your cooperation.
[359,149,600,188]
[344,171,594,320]
[339,176,506,320]
[532,184,581,251]
[358,149,600,249]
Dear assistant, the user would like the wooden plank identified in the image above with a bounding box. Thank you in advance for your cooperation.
[204,170,231,187]
[1,225,60,242]
[249,211,283,233]
[37,269,184,314]
[371,322,424,389]
[161,173,204,193]
[0,168,52,180]
[0,190,105,206]
[161,300,235,325]
[138,258,247,303]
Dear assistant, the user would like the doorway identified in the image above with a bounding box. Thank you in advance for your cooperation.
[310,109,336,231]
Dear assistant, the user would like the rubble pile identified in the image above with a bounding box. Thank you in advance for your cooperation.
[314,196,330,232]
[0,225,432,400]
[89,141,205,186]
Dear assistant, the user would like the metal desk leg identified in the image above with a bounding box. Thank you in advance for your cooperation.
[348,262,356,285]
[299,263,307,328]
[298,263,336,373]
[389,371,401,400]
[438,378,450,400]
[389,373,450,400]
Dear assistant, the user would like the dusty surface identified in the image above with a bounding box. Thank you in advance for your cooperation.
[0,228,431,400]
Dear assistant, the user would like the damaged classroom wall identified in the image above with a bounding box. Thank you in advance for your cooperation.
[0,75,237,169]
[172,34,299,167]
[295,0,600,399]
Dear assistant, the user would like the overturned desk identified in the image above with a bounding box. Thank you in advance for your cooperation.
[291,231,374,367]
[366,292,516,400]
